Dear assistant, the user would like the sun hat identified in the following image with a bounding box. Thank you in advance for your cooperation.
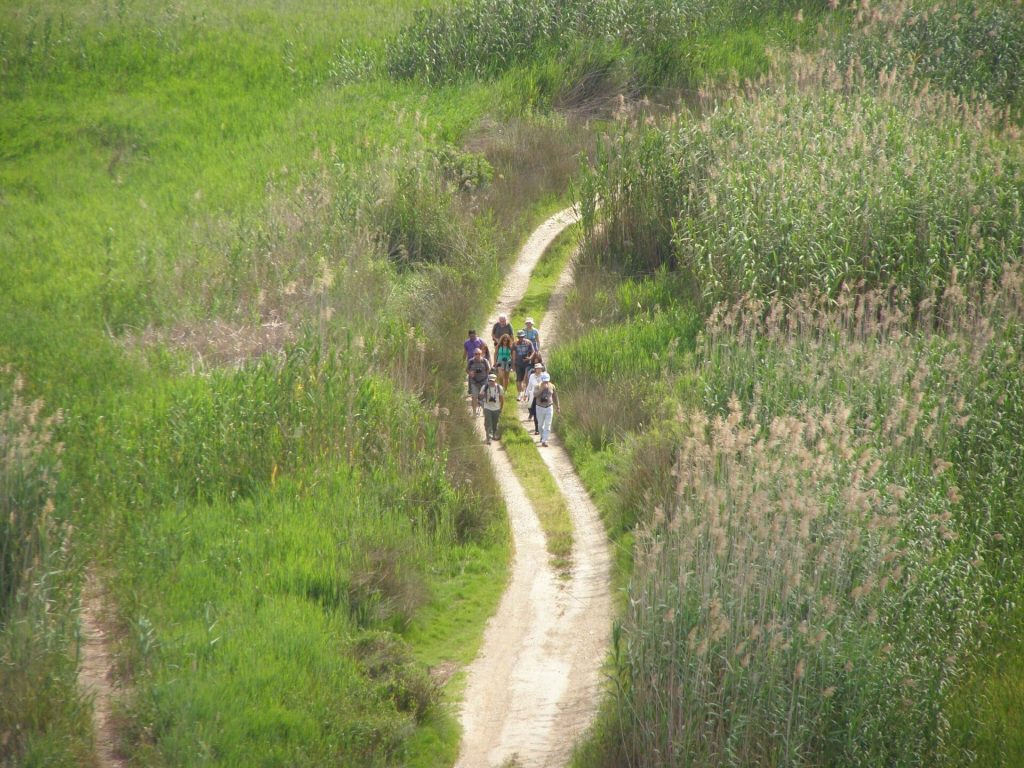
[534,363,543,369]
[517,330,526,337]
[487,373,497,380]
[525,317,535,324]
[540,372,550,382]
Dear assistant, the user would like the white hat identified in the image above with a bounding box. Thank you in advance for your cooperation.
[540,372,550,382]
[525,317,535,324]
[487,373,497,380]
[534,363,543,369]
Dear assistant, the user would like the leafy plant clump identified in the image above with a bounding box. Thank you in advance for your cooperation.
[578,56,1024,305]
[841,0,1024,114]
[0,369,89,765]
[386,0,819,85]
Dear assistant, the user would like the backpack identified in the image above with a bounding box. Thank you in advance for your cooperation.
[537,386,553,407]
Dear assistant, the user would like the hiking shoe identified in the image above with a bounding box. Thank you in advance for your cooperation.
[541,441,548,447]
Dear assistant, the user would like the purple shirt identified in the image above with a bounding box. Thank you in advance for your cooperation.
[464,336,485,361]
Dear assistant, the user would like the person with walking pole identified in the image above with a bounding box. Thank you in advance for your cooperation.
[479,372,505,445]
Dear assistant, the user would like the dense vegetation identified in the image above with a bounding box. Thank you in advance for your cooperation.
[553,2,1024,765]
[0,1,579,765]
[3,0,1022,766]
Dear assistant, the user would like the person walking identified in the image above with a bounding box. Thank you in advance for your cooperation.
[523,317,540,352]
[524,362,544,435]
[494,333,514,390]
[512,330,536,400]
[532,372,559,447]
[464,329,486,396]
[464,329,486,362]
[478,372,505,445]
[466,348,491,416]
[491,314,514,358]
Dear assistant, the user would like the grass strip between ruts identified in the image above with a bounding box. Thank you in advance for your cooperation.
[497,406,572,575]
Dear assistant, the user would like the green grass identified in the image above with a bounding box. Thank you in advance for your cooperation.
[108,470,510,767]
[0,1,530,764]
[10,0,1021,765]
[948,605,1024,766]
[497,407,573,573]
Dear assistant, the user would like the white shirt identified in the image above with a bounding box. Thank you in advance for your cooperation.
[525,372,543,406]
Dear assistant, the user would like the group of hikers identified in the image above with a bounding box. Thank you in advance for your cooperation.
[463,314,560,447]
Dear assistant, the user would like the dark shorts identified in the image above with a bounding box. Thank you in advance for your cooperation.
[515,364,528,381]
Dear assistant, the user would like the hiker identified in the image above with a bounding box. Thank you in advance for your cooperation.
[464,329,486,362]
[524,362,544,435]
[512,330,536,399]
[464,329,487,396]
[478,372,505,445]
[531,372,560,447]
[466,348,491,416]
[491,314,514,358]
[494,333,514,390]
[523,317,540,352]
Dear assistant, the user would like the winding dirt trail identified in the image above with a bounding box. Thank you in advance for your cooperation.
[456,209,612,768]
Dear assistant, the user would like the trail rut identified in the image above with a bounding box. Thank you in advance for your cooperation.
[456,209,612,768]
[78,570,127,768]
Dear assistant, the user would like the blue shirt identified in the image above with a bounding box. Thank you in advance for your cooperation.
[523,327,540,349]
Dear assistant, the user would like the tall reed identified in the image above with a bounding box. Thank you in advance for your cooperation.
[578,55,1023,304]
[604,265,1024,766]
[0,368,87,765]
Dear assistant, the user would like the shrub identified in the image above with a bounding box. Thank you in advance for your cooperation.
[349,631,438,722]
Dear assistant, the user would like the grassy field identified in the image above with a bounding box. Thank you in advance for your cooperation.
[0,0,558,764]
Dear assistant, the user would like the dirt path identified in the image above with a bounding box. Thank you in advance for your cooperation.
[456,209,612,768]
[78,570,128,768]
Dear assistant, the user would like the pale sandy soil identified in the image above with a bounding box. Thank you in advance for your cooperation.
[456,209,612,768]
[78,570,128,768]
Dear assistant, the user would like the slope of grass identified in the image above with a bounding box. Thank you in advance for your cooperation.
[0,2,530,765]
